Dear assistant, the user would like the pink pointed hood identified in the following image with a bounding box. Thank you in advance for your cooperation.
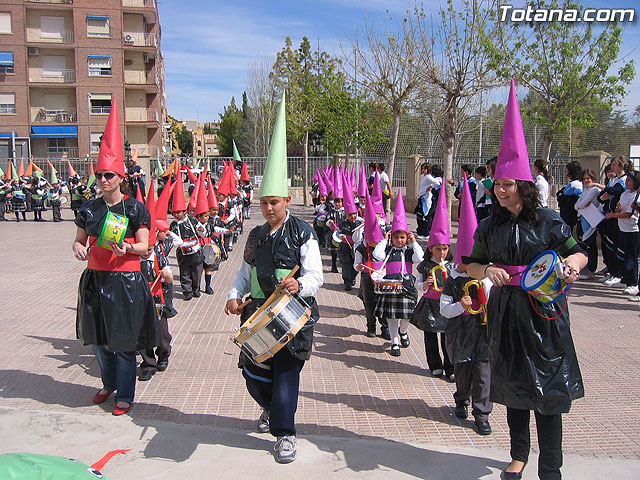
[455,173,478,264]
[357,164,368,197]
[317,173,328,196]
[494,79,533,182]
[333,165,344,199]
[371,171,385,218]
[364,189,384,243]
[391,189,408,233]
[343,169,357,214]
[427,180,450,247]
[322,170,333,194]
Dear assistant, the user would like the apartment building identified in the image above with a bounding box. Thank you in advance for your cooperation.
[0,0,166,174]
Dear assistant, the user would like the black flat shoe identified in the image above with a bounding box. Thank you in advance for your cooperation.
[389,344,401,356]
[183,293,192,301]
[502,461,526,480]
[454,405,468,419]
[138,370,155,381]
[379,329,391,341]
[399,331,410,348]
[474,418,492,435]
[157,359,169,371]
[205,286,214,294]
[192,290,201,298]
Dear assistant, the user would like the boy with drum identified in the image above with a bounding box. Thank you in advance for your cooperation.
[225,95,323,464]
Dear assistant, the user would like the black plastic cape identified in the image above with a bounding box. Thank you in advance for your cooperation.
[465,208,585,415]
[443,274,489,364]
[75,197,160,352]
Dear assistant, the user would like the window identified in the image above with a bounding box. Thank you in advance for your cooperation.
[0,93,15,114]
[89,93,112,114]
[41,16,64,39]
[0,52,13,74]
[87,16,110,37]
[90,132,102,153]
[42,55,66,77]
[88,55,111,76]
[0,12,11,34]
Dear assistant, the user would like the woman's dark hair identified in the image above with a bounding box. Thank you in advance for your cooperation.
[486,156,497,176]
[475,166,487,177]
[421,163,430,173]
[431,165,443,177]
[627,171,640,191]
[534,159,550,180]
[378,163,385,172]
[119,178,133,197]
[368,162,378,171]
[491,180,540,223]
[565,161,583,182]
[461,164,473,175]
[611,155,632,174]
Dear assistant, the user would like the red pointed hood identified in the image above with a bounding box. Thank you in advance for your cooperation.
[145,178,156,248]
[96,96,125,176]
[155,177,173,221]
[170,168,187,212]
[241,162,250,181]
[194,172,209,216]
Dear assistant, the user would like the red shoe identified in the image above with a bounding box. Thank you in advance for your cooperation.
[92,389,114,404]
[112,403,131,416]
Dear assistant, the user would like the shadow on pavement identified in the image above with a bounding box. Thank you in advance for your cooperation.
[26,335,100,377]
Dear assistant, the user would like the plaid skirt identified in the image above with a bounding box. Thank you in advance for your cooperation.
[31,197,46,211]
[375,291,417,320]
[10,200,26,212]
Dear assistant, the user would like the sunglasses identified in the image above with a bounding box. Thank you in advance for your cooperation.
[95,172,118,180]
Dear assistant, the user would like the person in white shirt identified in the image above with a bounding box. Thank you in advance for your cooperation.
[575,169,604,279]
[417,163,440,238]
[533,159,550,208]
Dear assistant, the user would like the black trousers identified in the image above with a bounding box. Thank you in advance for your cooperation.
[507,407,563,480]
[581,230,599,273]
[619,230,639,286]
[140,316,172,371]
[243,348,305,437]
[51,203,62,221]
[0,201,5,220]
[177,252,203,294]
[341,255,357,285]
[453,360,492,421]
[602,218,621,276]
[360,273,388,333]
[424,331,453,375]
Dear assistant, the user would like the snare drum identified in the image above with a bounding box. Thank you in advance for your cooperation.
[96,211,129,251]
[521,250,570,304]
[179,238,201,255]
[331,230,342,248]
[371,272,403,294]
[234,290,312,364]
[202,243,222,265]
[315,214,327,227]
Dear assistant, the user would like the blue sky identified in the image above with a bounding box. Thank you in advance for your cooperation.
[158,0,640,122]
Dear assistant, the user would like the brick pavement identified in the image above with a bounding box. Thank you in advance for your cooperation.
[0,205,639,461]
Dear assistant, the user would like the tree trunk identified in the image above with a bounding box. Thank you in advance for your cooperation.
[387,108,401,216]
[442,103,456,230]
[542,135,553,164]
[303,131,309,207]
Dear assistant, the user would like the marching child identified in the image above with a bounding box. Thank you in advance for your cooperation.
[169,173,203,300]
[372,191,424,356]
[415,179,454,379]
[354,190,389,339]
[440,175,492,436]
[313,175,329,248]
[193,175,217,295]
[338,173,363,291]
[240,162,253,220]
[326,194,344,273]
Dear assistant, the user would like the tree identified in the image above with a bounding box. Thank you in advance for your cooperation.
[346,12,430,213]
[217,96,244,156]
[416,0,504,219]
[486,0,635,162]
[174,123,193,155]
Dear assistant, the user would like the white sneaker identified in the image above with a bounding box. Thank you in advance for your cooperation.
[624,286,639,295]
[628,295,640,302]
[257,408,270,433]
[599,273,612,283]
[274,435,297,463]
[603,276,621,286]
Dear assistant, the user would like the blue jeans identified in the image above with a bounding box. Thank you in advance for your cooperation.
[92,345,136,403]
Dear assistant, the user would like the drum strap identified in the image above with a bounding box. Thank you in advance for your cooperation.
[255,231,278,297]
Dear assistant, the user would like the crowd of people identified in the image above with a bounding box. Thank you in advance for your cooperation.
[65,83,609,478]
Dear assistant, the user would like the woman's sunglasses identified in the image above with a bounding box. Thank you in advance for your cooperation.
[95,172,118,180]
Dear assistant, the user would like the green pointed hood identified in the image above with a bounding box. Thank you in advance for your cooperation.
[156,158,164,176]
[259,93,288,198]
[11,161,19,182]
[233,140,242,163]
[50,168,58,184]
[0,166,4,177]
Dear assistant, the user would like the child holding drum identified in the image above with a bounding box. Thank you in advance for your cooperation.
[414,180,454,379]
[372,191,423,357]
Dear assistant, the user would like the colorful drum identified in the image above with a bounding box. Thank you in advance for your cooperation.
[371,272,403,294]
[96,211,129,251]
[202,243,222,265]
[233,289,312,364]
[521,250,570,304]
[331,230,342,248]
[316,214,327,227]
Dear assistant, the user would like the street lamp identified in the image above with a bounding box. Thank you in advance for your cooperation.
[124,141,131,161]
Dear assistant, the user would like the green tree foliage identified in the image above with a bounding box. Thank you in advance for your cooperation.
[485,0,635,162]
[218,96,244,156]
[174,123,193,155]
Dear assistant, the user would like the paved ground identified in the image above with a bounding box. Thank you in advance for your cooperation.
[1,204,639,479]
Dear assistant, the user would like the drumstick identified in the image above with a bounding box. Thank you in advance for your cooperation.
[150,275,161,291]
[237,298,252,310]
[276,265,300,293]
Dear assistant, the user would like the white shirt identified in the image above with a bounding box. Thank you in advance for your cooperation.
[575,186,602,211]
[535,174,550,207]
[227,212,324,300]
[618,189,640,233]
[372,239,424,268]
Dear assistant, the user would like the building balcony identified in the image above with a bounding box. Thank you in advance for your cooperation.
[46,146,78,158]
[126,107,158,123]
[29,29,74,44]
[90,105,111,115]
[123,31,157,47]
[32,108,77,123]
[130,144,159,157]
[29,68,76,83]
[123,0,155,8]
[124,69,159,89]
[26,0,73,4]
